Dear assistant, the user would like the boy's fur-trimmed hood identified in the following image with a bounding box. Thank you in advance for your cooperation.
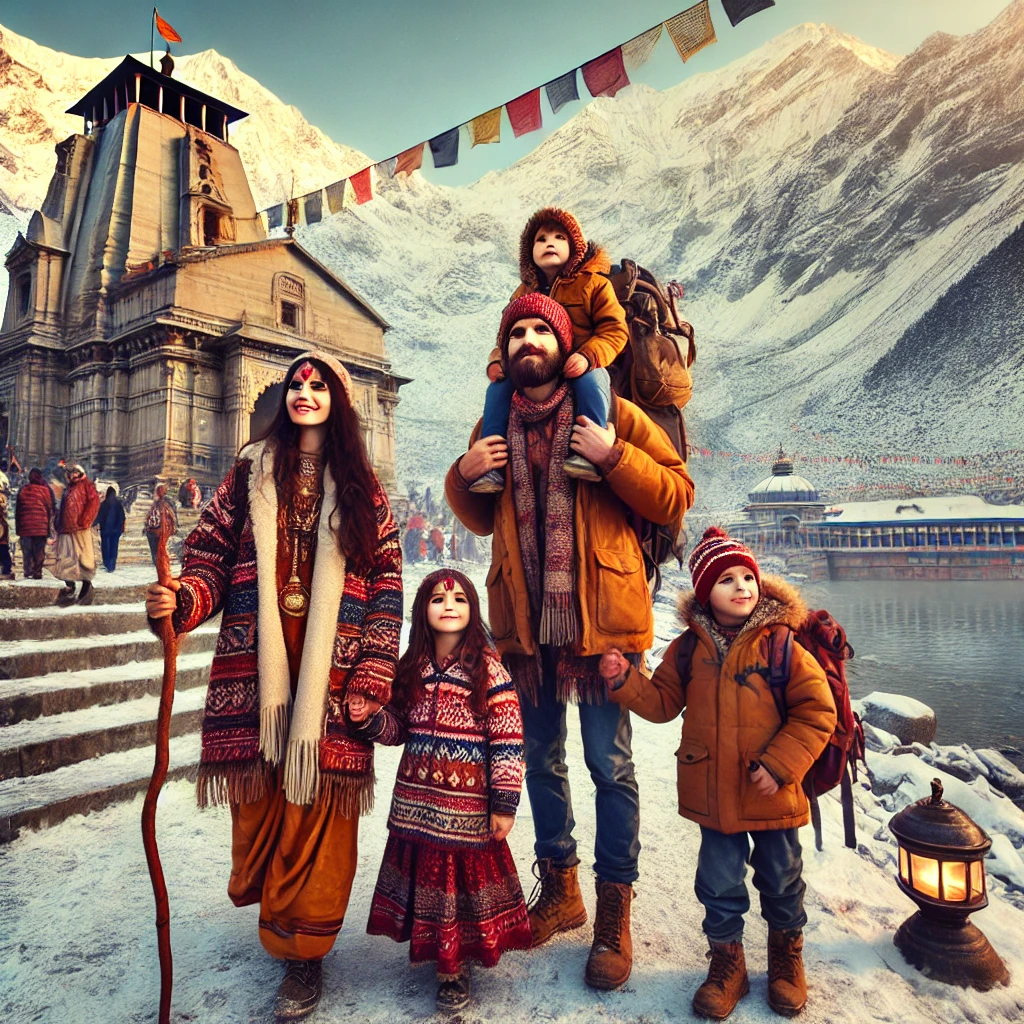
[678,574,808,658]
[518,206,610,287]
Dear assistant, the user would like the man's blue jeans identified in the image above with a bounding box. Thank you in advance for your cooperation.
[481,367,613,439]
[694,826,807,943]
[519,645,640,885]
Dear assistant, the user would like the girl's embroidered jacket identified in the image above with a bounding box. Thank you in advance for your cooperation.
[359,651,525,849]
[166,447,403,813]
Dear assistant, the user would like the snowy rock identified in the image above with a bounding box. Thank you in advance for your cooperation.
[977,749,1024,804]
[987,834,1024,891]
[856,692,937,746]
[863,721,900,753]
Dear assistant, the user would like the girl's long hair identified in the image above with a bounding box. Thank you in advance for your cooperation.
[248,357,379,574]
[393,569,492,718]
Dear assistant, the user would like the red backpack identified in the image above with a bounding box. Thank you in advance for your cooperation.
[675,609,866,850]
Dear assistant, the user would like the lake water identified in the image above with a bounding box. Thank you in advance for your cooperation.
[800,580,1024,753]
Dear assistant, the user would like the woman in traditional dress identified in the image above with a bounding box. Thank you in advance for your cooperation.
[146,350,402,1020]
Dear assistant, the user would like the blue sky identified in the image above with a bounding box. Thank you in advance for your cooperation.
[4,0,1015,185]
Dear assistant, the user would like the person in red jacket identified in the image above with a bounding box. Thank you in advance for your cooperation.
[56,464,100,604]
[15,468,55,579]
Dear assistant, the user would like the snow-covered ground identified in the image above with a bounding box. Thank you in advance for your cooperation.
[3,563,1024,1023]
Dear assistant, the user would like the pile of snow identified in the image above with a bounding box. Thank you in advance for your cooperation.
[856,692,938,746]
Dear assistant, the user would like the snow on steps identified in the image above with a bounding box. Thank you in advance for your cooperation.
[0,603,152,642]
[0,732,201,843]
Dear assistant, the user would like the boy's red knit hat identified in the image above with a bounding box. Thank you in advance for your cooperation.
[688,526,761,606]
[498,293,575,365]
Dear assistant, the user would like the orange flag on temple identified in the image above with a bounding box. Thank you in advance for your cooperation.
[155,10,182,44]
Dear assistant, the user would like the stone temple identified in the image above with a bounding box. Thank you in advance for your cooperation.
[0,55,405,493]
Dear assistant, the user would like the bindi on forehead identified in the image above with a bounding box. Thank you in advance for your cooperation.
[296,361,316,381]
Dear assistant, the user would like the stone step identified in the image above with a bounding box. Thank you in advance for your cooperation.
[0,623,219,681]
[0,732,201,843]
[0,603,151,642]
[0,686,207,781]
[0,581,151,609]
[0,651,213,726]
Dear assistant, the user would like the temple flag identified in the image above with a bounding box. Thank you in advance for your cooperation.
[545,71,579,114]
[395,143,425,177]
[325,180,347,214]
[302,190,323,224]
[665,2,717,62]
[582,47,630,98]
[154,10,182,44]
[350,166,373,204]
[506,88,542,137]
[266,204,284,230]
[469,108,502,146]
[429,127,460,168]
[622,25,663,71]
[375,156,398,178]
[721,0,775,28]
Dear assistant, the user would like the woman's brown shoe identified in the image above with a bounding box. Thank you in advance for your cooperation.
[274,958,323,1020]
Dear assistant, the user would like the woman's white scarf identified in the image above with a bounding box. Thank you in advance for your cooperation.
[243,441,346,805]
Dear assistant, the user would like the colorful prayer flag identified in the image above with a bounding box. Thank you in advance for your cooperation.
[622,24,663,71]
[350,166,373,204]
[545,71,579,114]
[395,143,425,177]
[581,47,630,99]
[325,179,347,214]
[155,10,182,44]
[506,88,542,137]
[302,190,322,225]
[469,108,501,146]
[374,156,398,178]
[266,203,284,230]
[665,2,717,62]
[429,127,460,168]
[720,0,775,28]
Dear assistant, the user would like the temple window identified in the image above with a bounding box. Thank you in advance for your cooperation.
[16,273,32,319]
[281,301,299,329]
[275,274,306,332]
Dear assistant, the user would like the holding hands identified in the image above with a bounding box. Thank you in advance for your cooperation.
[599,646,630,690]
[346,694,382,722]
[490,813,514,841]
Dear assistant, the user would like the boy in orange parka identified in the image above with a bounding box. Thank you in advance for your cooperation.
[468,207,628,492]
[600,528,836,1020]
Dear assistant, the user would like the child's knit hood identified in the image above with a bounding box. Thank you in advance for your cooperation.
[518,207,607,288]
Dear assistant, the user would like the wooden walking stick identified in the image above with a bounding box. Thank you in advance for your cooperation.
[141,512,178,1024]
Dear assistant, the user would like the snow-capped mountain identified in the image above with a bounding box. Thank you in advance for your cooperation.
[2,5,1023,499]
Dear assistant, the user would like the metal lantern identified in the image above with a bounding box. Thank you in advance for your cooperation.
[888,778,1010,990]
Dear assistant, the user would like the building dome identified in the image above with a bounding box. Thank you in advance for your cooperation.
[748,450,819,504]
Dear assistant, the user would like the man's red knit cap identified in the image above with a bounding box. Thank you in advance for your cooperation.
[498,292,575,369]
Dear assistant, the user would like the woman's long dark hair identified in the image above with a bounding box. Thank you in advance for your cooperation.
[393,569,493,718]
[248,357,379,574]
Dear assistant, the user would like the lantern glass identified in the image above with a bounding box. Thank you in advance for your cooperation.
[899,847,909,884]
[911,853,940,899]
[970,860,985,899]
[942,860,968,901]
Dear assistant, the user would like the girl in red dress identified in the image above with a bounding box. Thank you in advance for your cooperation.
[349,569,531,1013]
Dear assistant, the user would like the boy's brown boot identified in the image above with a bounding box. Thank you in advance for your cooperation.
[692,940,749,1020]
[527,859,588,947]
[767,928,807,1017]
[584,880,634,989]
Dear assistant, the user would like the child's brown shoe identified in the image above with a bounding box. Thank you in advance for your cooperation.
[767,928,807,1017]
[692,940,749,1020]
[563,453,601,482]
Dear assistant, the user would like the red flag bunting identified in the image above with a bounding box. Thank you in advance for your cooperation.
[506,89,542,137]
[155,10,182,44]
[350,167,373,205]
[581,47,630,98]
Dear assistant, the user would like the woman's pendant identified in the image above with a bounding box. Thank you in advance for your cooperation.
[279,575,310,617]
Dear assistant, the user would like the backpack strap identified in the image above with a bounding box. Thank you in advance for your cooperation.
[840,765,857,850]
[674,629,699,692]
[766,624,794,725]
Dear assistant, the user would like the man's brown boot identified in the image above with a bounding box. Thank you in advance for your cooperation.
[767,928,807,1017]
[584,880,634,990]
[692,940,749,1020]
[527,859,587,948]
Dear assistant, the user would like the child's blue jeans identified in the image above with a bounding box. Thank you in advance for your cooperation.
[694,826,807,944]
[481,366,612,438]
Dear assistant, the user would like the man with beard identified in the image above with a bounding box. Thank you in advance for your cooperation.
[445,293,694,990]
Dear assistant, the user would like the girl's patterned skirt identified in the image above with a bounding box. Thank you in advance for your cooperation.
[367,833,532,974]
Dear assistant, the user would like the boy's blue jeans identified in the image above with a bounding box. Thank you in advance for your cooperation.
[519,645,640,885]
[695,826,807,944]
[481,367,612,439]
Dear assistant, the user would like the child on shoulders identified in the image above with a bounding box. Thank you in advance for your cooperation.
[348,569,531,1013]
[600,527,836,1020]
[469,207,628,492]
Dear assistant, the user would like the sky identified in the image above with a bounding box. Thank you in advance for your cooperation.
[2,0,1017,186]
